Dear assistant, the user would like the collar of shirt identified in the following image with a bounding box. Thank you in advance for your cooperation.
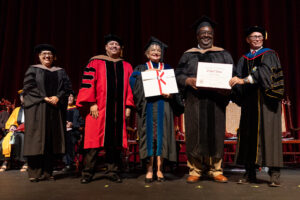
[197,44,204,50]
[250,46,263,54]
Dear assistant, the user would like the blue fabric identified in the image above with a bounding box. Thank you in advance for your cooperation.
[129,71,140,90]
[163,63,172,69]
[152,61,159,69]
[146,102,153,156]
[244,48,272,59]
[156,100,164,156]
[141,61,173,157]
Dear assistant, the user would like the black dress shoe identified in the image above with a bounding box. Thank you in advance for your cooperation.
[29,178,39,182]
[145,178,154,183]
[237,178,249,184]
[237,177,257,184]
[39,175,55,181]
[269,181,281,187]
[62,165,74,172]
[81,177,92,184]
[110,174,122,183]
[157,177,166,182]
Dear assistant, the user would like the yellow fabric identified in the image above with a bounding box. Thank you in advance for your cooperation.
[67,105,76,109]
[5,107,20,130]
[2,131,13,157]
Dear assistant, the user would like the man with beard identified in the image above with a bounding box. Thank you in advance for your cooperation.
[77,34,134,184]
[176,16,234,183]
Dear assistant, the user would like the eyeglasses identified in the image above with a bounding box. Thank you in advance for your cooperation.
[248,35,263,40]
[40,52,53,56]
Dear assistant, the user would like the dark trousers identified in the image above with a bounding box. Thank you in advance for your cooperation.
[27,154,54,178]
[268,167,281,182]
[82,147,121,178]
[63,130,78,166]
[244,163,257,178]
[245,163,280,179]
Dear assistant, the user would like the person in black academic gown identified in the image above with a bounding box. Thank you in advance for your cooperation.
[130,37,178,183]
[23,44,72,182]
[175,16,233,183]
[229,26,284,187]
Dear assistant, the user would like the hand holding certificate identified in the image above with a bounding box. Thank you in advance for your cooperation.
[196,62,233,90]
[141,69,178,97]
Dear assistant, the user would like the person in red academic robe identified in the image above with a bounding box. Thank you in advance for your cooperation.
[76,34,134,184]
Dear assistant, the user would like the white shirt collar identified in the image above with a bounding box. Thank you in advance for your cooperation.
[250,46,263,53]
[197,44,204,50]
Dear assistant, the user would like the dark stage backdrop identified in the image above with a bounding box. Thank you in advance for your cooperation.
[0,0,299,128]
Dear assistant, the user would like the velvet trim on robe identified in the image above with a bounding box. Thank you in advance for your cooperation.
[130,62,177,162]
[23,65,72,156]
[233,49,284,167]
[76,56,134,149]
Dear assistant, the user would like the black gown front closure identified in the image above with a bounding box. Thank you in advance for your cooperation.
[44,70,59,155]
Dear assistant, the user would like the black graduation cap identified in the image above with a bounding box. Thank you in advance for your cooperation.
[245,26,267,39]
[192,15,217,33]
[34,44,57,55]
[144,36,168,61]
[104,34,123,46]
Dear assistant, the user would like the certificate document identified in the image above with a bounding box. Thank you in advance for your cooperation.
[141,69,178,97]
[196,62,233,90]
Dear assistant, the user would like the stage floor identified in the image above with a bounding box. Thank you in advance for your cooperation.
[1,168,300,200]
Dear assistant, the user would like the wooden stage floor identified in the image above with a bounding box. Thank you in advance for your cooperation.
[1,167,300,200]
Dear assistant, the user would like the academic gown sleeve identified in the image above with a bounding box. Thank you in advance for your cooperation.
[76,60,98,107]
[230,57,245,106]
[23,67,45,108]
[130,65,146,113]
[124,62,135,108]
[251,51,284,100]
[57,69,72,103]
[175,53,191,93]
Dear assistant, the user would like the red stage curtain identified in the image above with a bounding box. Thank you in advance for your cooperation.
[0,0,299,129]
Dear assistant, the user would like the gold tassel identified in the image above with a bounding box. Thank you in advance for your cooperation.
[265,31,268,40]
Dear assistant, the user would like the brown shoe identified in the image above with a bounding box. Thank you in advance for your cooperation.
[213,174,228,183]
[186,175,200,183]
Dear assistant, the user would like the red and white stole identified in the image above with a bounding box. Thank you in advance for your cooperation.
[146,61,164,70]
[146,61,166,94]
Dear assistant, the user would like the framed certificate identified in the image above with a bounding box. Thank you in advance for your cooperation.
[196,62,233,90]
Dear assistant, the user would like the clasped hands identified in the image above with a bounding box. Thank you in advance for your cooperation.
[44,96,59,105]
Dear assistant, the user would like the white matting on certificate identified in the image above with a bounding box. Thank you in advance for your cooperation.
[141,69,178,97]
[196,62,233,90]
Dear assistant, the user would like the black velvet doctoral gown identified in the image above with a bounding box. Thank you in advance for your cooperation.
[130,62,177,162]
[175,47,234,160]
[232,48,284,167]
[23,64,72,156]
